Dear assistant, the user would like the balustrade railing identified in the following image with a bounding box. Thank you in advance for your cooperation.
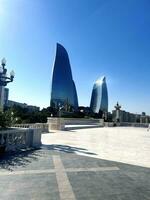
[0,127,42,153]
[12,123,49,132]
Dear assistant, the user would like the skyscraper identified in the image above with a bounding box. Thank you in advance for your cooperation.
[90,76,108,113]
[50,43,78,111]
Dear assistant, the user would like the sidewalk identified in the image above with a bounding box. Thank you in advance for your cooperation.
[0,144,150,200]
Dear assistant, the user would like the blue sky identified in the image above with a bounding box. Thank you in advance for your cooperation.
[0,0,150,114]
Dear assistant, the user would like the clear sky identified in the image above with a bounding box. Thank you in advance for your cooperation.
[0,0,150,114]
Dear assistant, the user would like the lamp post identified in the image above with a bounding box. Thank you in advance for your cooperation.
[114,102,121,123]
[58,103,64,118]
[0,58,15,111]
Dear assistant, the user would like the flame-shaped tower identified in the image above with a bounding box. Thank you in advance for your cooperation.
[90,76,108,113]
[50,43,78,111]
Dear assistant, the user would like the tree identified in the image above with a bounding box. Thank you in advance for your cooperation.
[0,112,11,128]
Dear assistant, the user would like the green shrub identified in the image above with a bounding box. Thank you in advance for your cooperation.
[0,112,11,128]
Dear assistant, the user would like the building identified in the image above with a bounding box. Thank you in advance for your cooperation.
[3,88,40,112]
[112,103,150,123]
[50,43,78,111]
[112,110,136,123]
[112,109,150,123]
[90,76,108,113]
[7,100,40,112]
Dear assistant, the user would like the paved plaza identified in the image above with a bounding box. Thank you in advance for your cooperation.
[0,127,150,200]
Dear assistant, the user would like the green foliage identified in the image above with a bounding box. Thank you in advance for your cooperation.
[1,104,108,125]
[4,106,58,124]
[0,111,11,128]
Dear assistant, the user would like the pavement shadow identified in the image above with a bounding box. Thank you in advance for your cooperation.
[0,148,43,171]
[1,147,150,200]
[42,144,97,156]
[0,144,97,171]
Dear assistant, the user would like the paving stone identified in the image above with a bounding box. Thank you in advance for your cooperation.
[0,173,60,200]
[1,127,150,200]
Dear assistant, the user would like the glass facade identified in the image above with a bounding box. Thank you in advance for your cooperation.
[90,76,108,113]
[50,43,78,111]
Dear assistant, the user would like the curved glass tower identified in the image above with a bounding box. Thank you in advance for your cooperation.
[90,76,108,113]
[50,43,78,111]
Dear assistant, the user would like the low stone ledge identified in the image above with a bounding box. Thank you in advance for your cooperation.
[47,118,65,131]
[47,117,104,131]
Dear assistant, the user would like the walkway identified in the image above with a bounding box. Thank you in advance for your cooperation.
[0,127,150,200]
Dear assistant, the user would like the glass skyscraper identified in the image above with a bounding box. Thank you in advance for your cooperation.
[90,76,108,113]
[50,43,78,111]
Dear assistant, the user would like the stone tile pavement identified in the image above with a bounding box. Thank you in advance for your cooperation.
[0,144,150,200]
[1,127,150,200]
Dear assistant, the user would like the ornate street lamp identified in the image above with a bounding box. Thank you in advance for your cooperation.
[0,58,15,86]
[114,102,121,122]
[0,58,15,111]
[58,103,64,117]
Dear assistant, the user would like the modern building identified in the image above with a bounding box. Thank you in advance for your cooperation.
[50,43,78,111]
[90,76,108,113]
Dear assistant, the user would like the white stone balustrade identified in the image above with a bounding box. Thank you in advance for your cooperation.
[12,123,49,132]
[0,128,42,152]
